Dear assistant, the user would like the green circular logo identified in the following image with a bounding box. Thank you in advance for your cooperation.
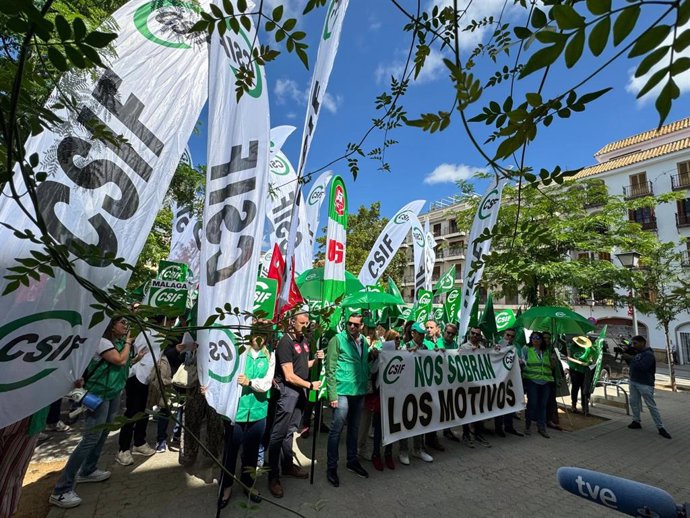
[503,349,516,370]
[134,0,202,49]
[160,264,183,280]
[270,154,290,176]
[447,291,459,303]
[224,26,263,98]
[207,326,242,383]
[478,188,500,220]
[393,210,412,225]
[419,292,431,305]
[412,227,425,247]
[322,0,342,40]
[496,312,511,326]
[440,275,453,290]
[308,185,325,206]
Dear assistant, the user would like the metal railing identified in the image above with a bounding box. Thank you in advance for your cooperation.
[677,212,690,228]
[623,181,653,199]
[629,215,657,231]
[671,173,690,191]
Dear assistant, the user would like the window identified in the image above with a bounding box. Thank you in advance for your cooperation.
[433,223,442,237]
[448,219,458,233]
[678,198,690,216]
[478,287,487,304]
[577,252,590,262]
[678,161,690,183]
[432,265,440,281]
[598,252,611,262]
[629,207,654,224]
[454,265,463,279]
[503,285,518,305]
[629,172,649,197]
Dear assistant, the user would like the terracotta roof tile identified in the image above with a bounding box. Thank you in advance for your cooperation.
[595,116,690,156]
[574,137,690,179]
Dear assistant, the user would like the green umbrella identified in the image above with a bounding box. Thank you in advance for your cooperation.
[295,268,364,301]
[521,306,595,336]
[340,287,405,311]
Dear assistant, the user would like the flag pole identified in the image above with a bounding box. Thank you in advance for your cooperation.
[309,353,323,485]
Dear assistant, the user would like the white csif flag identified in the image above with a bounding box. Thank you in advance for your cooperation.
[359,200,425,286]
[198,4,270,421]
[457,177,509,337]
[0,0,210,428]
[423,217,437,291]
[304,170,333,250]
[410,214,426,301]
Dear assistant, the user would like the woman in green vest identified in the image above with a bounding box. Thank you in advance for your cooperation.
[521,331,557,438]
[218,333,275,509]
[50,317,136,509]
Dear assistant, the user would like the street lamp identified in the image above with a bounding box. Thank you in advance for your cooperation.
[616,251,641,336]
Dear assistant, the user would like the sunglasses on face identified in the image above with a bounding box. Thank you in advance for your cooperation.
[347,322,361,328]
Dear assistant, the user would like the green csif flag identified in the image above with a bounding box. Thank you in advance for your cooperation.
[444,288,461,324]
[414,289,433,323]
[467,294,480,331]
[433,265,456,295]
[478,292,499,345]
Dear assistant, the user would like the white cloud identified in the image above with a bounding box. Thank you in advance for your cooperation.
[424,163,484,184]
[375,0,521,86]
[262,0,303,17]
[286,112,297,119]
[274,79,342,114]
[626,22,690,103]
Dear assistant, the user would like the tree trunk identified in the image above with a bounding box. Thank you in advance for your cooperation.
[663,322,677,392]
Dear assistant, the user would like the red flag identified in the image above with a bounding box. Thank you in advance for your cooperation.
[267,243,303,320]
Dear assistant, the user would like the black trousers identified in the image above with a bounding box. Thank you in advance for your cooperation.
[267,384,305,480]
[118,376,150,451]
[221,419,266,489]
[570,370,590,414]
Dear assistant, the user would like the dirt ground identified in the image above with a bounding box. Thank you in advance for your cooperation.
[15,460,65,518]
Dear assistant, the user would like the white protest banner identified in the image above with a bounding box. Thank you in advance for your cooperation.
[410,214,426,301]
[0,0,209,428]
[358,199,425,286]
[198,5,269,421]
[423,220,437,292]
[305,170,333,249]
[168,202,202,280]
[457,177,509,338]
[379,348,524,444]
[267,128,311,275]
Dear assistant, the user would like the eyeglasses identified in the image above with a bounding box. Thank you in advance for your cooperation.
[532,336,542,340]
[347,322,361,328]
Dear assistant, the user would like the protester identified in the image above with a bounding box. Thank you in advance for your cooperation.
[218,331,276,509]
[623,336,671,439]
[521,331,557,438]
[267,310,323,498]
[542,332,563,431]
[568,336,595,415]
[369,329,399,470]
[115,317,166,466]
[423,320,447,451]
[45,399,71,432]
[493,328,524,437]
[356,324,380,461]
[460,327,491,447]
[398,322,435,464]
[326,312,371,486]
[425,320,441,345]
[438,323,463,443]
[50,317,136,509]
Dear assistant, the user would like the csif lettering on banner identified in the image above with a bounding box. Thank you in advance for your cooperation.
[409,214,426,301]
[0,0,210,428]
[168,202,203,281]
[379,348,524,444]
[414,289,433,324]
[322,176,348,303]
[267,127,311,274]
[358,199,425,286]
[457,177,509,338]
[198,5,269,421]
[423,219,437,292]
[305,170,333,250]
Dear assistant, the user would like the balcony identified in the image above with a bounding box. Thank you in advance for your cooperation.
[671,174,690,191]
[444,247,465,259]
[629,216,657,231]
[623,181,653,200]
[677,213,690,228]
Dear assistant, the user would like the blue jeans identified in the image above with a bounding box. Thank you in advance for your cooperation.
[327,395,363,471]
[525,380,551,429]
[53,396,121,495]
[629,381,664,428]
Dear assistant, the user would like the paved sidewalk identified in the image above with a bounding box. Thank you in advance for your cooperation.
[35,383,689,518]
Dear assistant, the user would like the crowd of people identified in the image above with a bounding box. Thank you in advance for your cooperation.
[0,307,673,516]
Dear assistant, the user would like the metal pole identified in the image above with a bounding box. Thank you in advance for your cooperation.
[631,286,639,336]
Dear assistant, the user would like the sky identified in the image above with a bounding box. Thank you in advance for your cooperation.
[186,0,690,227]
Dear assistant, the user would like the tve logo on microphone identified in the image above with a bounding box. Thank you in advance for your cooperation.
[574,475,618,509]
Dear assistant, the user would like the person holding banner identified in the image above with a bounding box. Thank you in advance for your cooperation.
[369,330,400,471]
[398,323,435,464]
[325,313,371,486]
[218,332,276,509]
[521,332,558,438]
[568,336,595,415]
[50,318,133,509]
[493,329,524,438]
[460,328,491,447]
[268,311,323,498]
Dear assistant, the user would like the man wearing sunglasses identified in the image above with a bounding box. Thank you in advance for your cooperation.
[325,312,371,487]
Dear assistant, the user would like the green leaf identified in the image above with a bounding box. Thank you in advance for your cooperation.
[578,87,612,104]
[674,29,690,53]
[64,44,86,68]
[78,43,103,65]
[72,17,87,41]
[636,67,668,98]
[552,5,585,30]
[520,41,565,77]
[525,92,542,107]
[635,46,669,77]
[495,134,523,160]
[47,47,68,71]
[210,3,223,18]
[5,15,28,33]
[0,0,24,15]
[586,0,611,16]
[655,79,679,126]
[237,0,248,13]
[272,4,283,22]
[89,311,105,328]
[283,18,297,32]
[240,15,251,31]
[565,29,585,68]
[265,20,275,31]
[588,16,610,57]
[671,57,690,77]
[531,8,547,29]
[55,15,71,41]
[514,26,532,40]
[629,24,671,58]
[613,6,640,46]
[84,31,117,48]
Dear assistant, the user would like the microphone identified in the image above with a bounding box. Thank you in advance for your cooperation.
[557,467,678,518]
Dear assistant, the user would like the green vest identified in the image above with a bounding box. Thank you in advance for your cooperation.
[235,350,271,422]
[568,344,595,373]
[441,337,458,350]
[84,339,129,400]
[424,339,443,350]
[523,347,554,382]
[326,332,369,400]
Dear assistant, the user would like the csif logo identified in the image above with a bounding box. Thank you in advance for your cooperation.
[220,24,263,98]
[383,355,405,384]
[0,311,86,392]
[308,185,325,206]
[478,188,500,220]
[207,326,242,383]
[418,292,431,305]
[393,210,412,225]
[503,349,516,370]
[270,154,290,176]
[150,288,186,306]
[440,275,453,290]
[159,264,183,281]
[134,0,203,49]
[412,227,424,247]
[447,290,459,304]
[322,0,342,40]
[496,312,511,327]
[555,311,566,318]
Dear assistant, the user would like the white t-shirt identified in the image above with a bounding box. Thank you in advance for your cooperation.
[93,337,116,362]
[130,330,163,385]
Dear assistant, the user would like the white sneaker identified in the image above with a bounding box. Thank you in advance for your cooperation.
[132,443,156,456]
[46,420,71,432]
[398,452,410,465]
[76,469,111,483]
[115,450,134,466]
[412,449,434,462]
[49,490,82,508]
